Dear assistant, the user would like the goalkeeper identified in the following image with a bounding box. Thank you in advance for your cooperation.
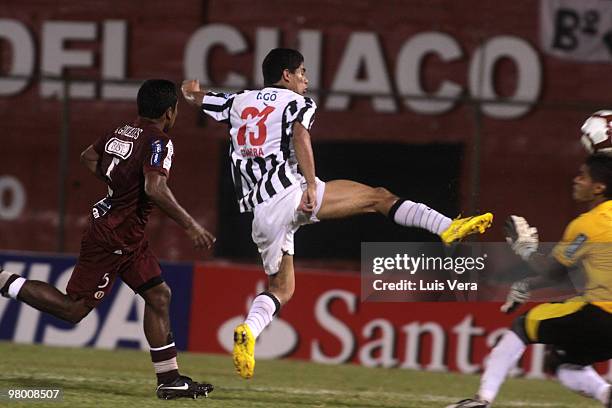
[447,153,612,408]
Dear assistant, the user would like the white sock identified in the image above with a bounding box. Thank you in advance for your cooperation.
[478,330,527,402]
[8,277,26,299]
[390,199,451,235]
[245,293,279,339]
[557,365,611,404]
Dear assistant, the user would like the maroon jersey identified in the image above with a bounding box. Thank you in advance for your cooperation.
[87,118,174,252]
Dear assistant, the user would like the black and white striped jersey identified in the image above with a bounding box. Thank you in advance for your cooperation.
[202,86,317,212]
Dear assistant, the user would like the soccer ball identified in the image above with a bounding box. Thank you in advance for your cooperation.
[581,111,612,155]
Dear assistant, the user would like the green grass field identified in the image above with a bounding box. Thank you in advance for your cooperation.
[0,342,602,408]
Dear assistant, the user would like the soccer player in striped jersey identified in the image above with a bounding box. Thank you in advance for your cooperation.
[181,48,493,380]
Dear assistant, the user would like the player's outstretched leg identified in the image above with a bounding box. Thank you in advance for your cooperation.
[0,270,91,323]
[317,180,493,243]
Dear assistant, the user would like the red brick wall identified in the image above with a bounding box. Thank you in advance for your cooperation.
[1,0,610,260]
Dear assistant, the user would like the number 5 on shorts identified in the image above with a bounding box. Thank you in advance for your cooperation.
[98,273,110,289]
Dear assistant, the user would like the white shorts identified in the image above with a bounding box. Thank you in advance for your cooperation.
[251,177,326,275]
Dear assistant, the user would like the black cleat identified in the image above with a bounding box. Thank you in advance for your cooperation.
[445,398,490,408]
[156,375,213,400]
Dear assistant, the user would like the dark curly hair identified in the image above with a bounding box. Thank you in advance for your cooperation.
[137,79,177,119]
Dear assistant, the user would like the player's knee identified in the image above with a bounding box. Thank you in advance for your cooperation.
[544,345,564,375]
[510,315,530,344]
[64,301,91,324]
[66,310,88,324]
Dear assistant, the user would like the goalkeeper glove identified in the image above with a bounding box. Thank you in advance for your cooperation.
[504,215,538,261]
[500,280,530,313]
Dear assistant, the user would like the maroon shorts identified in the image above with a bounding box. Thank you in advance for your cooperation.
[66,237,163,308]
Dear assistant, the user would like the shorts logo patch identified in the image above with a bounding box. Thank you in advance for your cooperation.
[105,137,133,159]
[94,291,105,300]
[565,233,587,258]
[151,140,164,167]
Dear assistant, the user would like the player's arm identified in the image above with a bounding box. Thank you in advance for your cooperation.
[293,121,317,213]
[501,215,571,312]
[180,79,208,108]
[144,172,215,249]
[500,254,570,313]
[80,145,107,182]
[181,79,236,125]
[504,215,569,281]
[523,253,569,287]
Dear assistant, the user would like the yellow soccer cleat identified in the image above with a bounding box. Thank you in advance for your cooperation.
[233,323,255,379]
[440,213,494,245]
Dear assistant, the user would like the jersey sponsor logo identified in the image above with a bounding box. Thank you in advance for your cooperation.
[94,291,105,300]
[565,233,587,258]
[114,125,143,140]
[105,137,133,160]
[92,196,111,219]
[151,140,164,166]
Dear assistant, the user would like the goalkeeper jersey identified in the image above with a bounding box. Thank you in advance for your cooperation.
[553,200,612,311]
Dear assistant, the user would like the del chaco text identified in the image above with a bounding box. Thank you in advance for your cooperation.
[372,254,487,275]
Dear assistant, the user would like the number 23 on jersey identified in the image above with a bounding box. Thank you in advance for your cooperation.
[236,106,275,146]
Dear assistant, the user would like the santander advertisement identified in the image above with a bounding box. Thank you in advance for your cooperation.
[188,263,607,379]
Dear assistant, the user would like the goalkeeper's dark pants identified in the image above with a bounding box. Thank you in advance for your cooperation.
[512,300,612,366]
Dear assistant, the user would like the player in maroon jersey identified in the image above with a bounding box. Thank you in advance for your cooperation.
[0,79,214,400]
